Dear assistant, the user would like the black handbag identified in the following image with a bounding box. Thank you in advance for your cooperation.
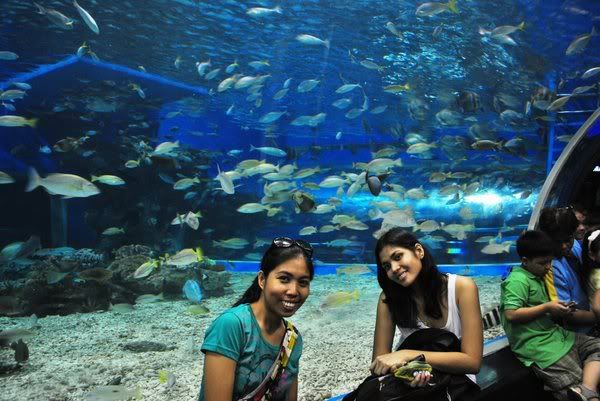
[342,329,480,401]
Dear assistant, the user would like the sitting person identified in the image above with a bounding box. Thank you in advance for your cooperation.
[501,230,600,401]
[370,228,482,387]
[582,229,600,325]
[198,237,314,401]
[539,206,596,331]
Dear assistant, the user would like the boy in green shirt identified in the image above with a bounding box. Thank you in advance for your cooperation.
[501,230,600,401]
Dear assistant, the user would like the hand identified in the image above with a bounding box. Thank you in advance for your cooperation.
[546,300,572,318]
[408,371,433,388]
[370,351,412,376]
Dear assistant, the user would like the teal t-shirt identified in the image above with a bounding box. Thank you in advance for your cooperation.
[500,266,574,369]
[199,303,302,401]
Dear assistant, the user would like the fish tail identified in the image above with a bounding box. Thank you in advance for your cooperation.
[518,21,526,31]
[25,168,41,192]
[274,5,282,13]
[352,289,359,300]
[91,175,98,182]
[26,118,38,128]
[34,2,46,14]
[447,0,458,13]
[592,26,597,36]
[324,39,330,49]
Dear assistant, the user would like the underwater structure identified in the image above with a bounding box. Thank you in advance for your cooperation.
[0,0,599,400]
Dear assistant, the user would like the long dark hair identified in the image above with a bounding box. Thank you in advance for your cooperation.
[232,242,314,307]
[581,228,600,294]
[375,228,446,328]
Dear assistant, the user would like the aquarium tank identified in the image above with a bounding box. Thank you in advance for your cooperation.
[0,0,599,400]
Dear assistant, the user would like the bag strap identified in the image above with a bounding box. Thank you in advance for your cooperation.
[238,320,298,401]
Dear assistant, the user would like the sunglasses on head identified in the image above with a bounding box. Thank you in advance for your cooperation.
[272,237,313,258]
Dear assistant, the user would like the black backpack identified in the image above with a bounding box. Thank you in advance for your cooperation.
[342,329,479,401]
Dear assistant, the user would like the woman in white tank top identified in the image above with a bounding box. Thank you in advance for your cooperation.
[370,228,483,387]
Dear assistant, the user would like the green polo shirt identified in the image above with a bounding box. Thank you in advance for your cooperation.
[500,266,575,369]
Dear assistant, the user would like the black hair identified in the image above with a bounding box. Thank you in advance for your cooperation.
[516,230,554,259]
[374,228,446,328]
[581,229,600,294]
[538,206,578,256]
[232,242,314,307]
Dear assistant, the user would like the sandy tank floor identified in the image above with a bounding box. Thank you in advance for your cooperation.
[0,273,503,401]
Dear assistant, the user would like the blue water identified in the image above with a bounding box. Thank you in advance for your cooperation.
[0,0,599,267]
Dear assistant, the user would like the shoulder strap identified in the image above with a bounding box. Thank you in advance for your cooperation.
[238,321,298,401]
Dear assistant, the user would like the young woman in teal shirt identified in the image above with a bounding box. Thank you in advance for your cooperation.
[199,237,314,401]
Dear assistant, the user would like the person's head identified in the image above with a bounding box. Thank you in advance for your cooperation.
[375,228,445,326]
[516,230,554,278]
[233,237,314,318]
[538,206,578,258]
[573,203,588,241]
[585,229,600,263]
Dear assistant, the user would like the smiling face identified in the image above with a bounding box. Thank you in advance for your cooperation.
[378,244,425,287]
[258,256,311,318]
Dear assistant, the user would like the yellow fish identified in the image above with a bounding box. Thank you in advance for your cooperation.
[321,289,359,308]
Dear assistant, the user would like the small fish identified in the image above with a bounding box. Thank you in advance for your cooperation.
[321,289,359,308]
[174,56,183,69]
[296,34,330,48]
[335,83,361,94]
[0,171,16,184]
[336,265,371,275]
[273,88,289,100]
[365,171,383,196]
[0,51,19,60]
[297,79,320,93]
[34,2,74,29]
[84,385,142,401]
[360,60,383,71]
[0,115,37,128]
[370,105,388,114]
[299,226,317,236]
[332,98,352,109]
[158,370,177,387]
[135,293,164,304]
[258,111,287,124]
[415,0,458,17]
[383,83,411,93]
[134,260,159,279]
[109,303,135,312]
[125,160,140,168]
[246,6,282,17]
[582,67,600,80]
[481,241,512,254]
[196,60,211,76]
[26,169,100,198]
[225,60,239,74]
[385,22,402,38]
[216,164,235,194]
[91,175,125,186]
[73,1,99,34]
[102,227,125,236]
[566,27,597,56]
[546,96,571,111]
[183,279,203,303]
[187,304,210,316]
[205,68,220,80]
[165,248,203,267]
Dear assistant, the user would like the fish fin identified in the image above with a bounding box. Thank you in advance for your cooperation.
[25,168,40,192]
[26,118,38,128]
[518,21,526,31]
[447,0,458,13]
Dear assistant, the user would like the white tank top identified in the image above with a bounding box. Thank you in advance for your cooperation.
[396,274,476,383]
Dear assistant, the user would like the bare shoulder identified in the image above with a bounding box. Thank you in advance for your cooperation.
[455,275,479,304]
